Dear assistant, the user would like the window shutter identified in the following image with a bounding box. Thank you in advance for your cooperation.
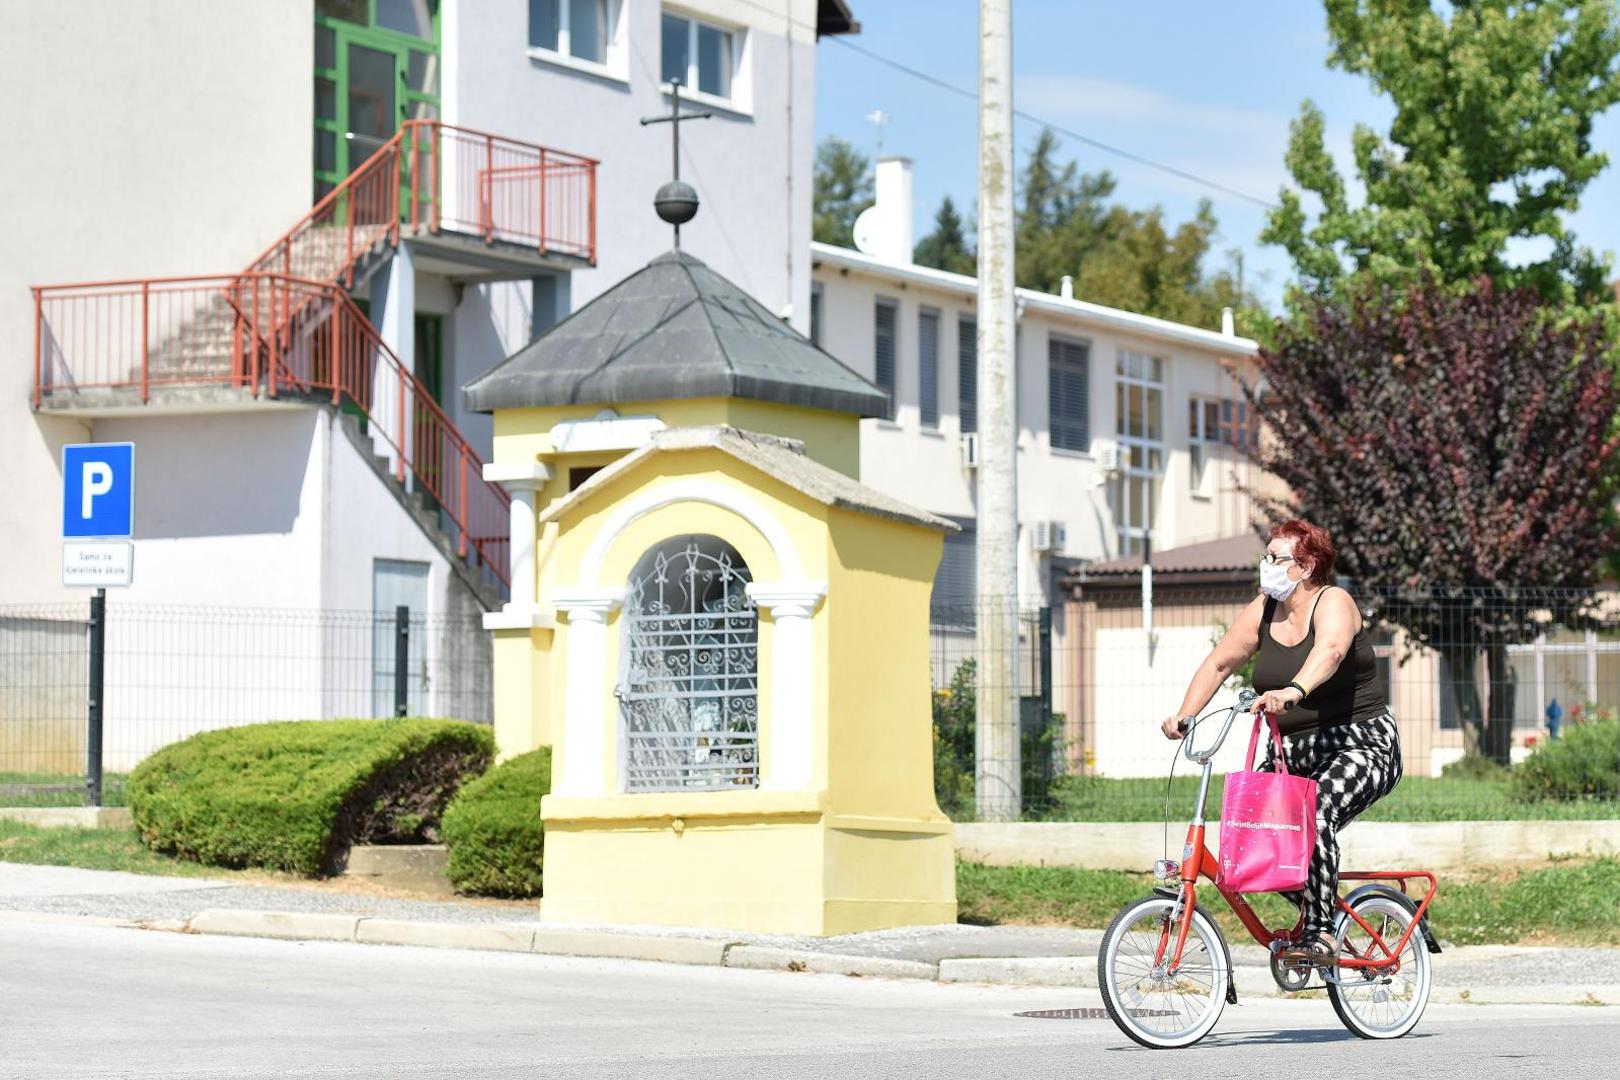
[1047,336,1090,451]
[958,317,977,433]
[919,310,940,428]
[931,525,978,627]
[874,300,897,420]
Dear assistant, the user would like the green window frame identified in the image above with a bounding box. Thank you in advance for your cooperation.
[314,1,441,205]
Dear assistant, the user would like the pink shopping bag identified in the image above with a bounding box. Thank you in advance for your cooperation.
[1216,710,1318,893]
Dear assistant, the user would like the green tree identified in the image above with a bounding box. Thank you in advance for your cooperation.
[1015,129,1265,329]
[1250,275,1620,764]
[913,195,977,275]
[1263,0,1620,303]
[812,136,873,246]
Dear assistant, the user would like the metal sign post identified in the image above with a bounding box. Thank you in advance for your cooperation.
[61,442,135,806]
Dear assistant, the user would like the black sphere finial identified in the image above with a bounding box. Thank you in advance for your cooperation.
[654,180,699,227]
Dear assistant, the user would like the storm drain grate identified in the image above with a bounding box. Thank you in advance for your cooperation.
[1015,1007,1177,1020]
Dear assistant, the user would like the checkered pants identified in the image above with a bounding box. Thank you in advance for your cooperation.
[1259,711,1402,937]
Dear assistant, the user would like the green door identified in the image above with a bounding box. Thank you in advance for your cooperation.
[313,1,441,205]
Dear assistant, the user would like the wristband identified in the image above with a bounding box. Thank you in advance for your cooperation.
[1287,680,1310,698]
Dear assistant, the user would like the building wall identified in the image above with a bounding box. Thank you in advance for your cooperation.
[812,250,1261,599]
[444,0,816,332]
[0,2,311,604]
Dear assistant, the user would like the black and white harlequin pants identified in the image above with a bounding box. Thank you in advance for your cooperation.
[1259,711,1403,937]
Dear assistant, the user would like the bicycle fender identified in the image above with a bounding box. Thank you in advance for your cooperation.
[1340,884,1442,954]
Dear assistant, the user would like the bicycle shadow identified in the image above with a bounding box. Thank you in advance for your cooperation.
[1199,1028,1437,1047]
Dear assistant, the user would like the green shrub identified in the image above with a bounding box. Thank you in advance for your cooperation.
[1511,716,1620,802]
[931,658,1063,819]
[1440,753,1511,782]
[128,719,493,876]
[441,748,551,897]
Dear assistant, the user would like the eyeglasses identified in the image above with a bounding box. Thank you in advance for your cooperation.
[1260,553,1296,566]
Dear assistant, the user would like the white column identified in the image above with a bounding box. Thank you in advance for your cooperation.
[746,582,827,791]
[551,588,624,796]
[372,243,415,476]
[482,462,551,630]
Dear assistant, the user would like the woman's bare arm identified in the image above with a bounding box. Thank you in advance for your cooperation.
[1161,594,1265,739]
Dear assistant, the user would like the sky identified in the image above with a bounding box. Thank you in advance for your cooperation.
[811,0,1620,310]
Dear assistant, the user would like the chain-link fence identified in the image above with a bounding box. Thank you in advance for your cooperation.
[0,600,491,807]
[933,585,1620,822]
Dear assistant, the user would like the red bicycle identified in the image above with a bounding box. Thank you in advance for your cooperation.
[1097,690,1441,1048]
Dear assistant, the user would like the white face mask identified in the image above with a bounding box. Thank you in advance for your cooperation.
[1260,559,1300,601]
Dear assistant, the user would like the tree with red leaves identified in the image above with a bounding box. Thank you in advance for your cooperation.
[1250,277,1620,764]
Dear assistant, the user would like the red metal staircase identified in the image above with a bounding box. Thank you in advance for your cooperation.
[31,122,598,599]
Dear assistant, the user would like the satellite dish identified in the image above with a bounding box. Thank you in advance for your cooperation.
[852,206,882,256]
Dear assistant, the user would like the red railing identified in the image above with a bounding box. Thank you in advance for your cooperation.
[245,120,597,289]
[33,273,510,590]
[405,122,597,260]
[28,120,590,596]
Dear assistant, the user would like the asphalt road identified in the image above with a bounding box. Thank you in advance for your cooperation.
[4,918,1614,1080]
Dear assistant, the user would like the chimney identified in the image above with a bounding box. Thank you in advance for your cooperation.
[1060,275,1074,300]
[1221,306,1236,337]
[872,156,913,264]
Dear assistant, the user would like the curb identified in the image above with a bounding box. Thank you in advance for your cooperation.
[44,907,1618,1007]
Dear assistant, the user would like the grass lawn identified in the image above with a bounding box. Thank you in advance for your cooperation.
[4,820,1616,948]
[1033,773,1620,823]
[0,819,260,881]
[958,858,1620,947]
[0,772,129,808]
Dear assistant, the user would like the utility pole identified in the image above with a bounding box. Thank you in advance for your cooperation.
[975,0,1020,822]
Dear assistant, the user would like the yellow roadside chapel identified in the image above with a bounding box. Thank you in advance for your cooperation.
[462,245,958,936]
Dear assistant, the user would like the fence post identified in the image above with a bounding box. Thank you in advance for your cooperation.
[394,605,410,718]
[1039,605,1053,730]
[87,588,106,808]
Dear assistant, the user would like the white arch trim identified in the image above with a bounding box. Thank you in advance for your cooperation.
[577,478,803,587]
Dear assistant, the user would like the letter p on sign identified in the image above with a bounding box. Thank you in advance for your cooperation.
[62,443,134,539]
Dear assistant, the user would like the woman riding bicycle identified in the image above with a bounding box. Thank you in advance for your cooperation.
[1161,519,1400,964]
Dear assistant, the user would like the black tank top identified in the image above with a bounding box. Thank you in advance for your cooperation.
[1252,588,1387,734]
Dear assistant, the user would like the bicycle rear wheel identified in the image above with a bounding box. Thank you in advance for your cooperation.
[1328,894,1431,1039]
[1098,895,1230,1049]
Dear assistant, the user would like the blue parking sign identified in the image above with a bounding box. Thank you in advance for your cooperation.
[63,443,134,539]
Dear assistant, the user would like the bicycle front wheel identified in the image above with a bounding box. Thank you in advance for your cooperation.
[1328,894,1432,1039]
[1098,895,1230,1049]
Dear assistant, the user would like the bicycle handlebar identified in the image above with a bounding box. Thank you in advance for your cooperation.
[1179,688,1270,765]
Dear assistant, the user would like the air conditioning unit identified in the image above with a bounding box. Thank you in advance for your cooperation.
[1096,443,1121,473]
[960,432,980,469]
[1032,520,1067,553]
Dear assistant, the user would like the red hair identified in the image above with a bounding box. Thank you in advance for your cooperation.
[1269,520,1336,586]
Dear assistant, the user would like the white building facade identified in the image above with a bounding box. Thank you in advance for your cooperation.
[810,209,1263,609]
[3,0,848,612]
[0,1,852,775]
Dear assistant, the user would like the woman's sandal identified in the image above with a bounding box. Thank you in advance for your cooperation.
[1276,931,1338,966]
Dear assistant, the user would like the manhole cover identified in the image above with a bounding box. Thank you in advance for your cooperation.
[1015,1007,1177,1020]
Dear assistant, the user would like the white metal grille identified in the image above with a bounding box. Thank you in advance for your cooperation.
[618,537,758,791]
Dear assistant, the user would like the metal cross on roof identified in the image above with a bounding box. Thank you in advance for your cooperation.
[640,80,713,248]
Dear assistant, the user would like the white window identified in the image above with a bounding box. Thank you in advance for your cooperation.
[1188,396,1221,497]
[530,0,613,66]
[661,9,735,100]
[1113,350,1164,557]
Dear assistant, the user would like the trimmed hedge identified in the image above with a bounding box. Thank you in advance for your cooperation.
[1512,716,1620,802]
[441,747,551,897]
[128,719,494,876]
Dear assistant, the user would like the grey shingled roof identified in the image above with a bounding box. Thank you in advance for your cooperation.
[538,426,959,534]
[1082,533,1264,576]
[462,250,889,418]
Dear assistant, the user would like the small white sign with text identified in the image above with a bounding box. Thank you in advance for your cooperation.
[62,540,133,588]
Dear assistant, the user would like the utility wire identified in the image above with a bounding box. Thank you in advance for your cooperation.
[731,0,1279,211]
